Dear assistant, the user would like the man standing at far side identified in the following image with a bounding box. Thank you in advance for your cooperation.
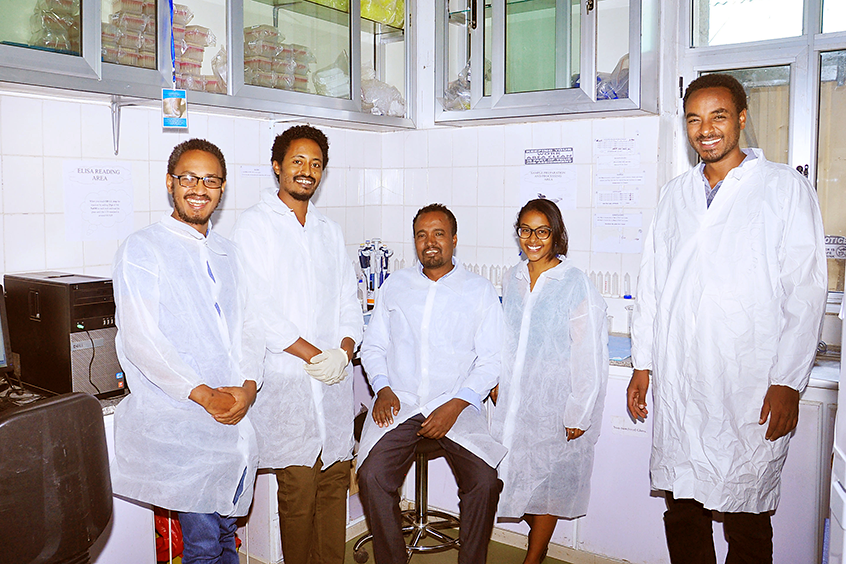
[231,125,362,564]
[627,74,827,563]
[358,204,505,564]
[111,139,264,563]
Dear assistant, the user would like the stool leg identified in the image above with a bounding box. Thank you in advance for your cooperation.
[416,452,428,527]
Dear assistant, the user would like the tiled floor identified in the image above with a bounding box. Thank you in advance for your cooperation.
[345,530,571,564]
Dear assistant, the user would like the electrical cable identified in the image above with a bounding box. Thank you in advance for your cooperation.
[86,330,103,395]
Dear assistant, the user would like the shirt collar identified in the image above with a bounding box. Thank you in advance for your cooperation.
[697,148,759,189]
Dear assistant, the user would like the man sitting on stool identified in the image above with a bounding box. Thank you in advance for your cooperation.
[357,203,506,564]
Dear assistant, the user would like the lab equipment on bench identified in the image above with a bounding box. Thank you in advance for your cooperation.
[358,239,393,310]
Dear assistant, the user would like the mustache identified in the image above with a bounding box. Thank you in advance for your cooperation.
[183,192,210,201]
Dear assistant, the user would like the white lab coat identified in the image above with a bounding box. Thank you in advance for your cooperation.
[231,189,363,469]
[492,260,608,519]
[111,215,263,516]
[631,149,827,513]
[358,262,507,469]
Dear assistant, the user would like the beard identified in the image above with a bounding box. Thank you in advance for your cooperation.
[419,248,448,269]
[282,175,318,201]
[694,129,741,164]
[173,193,219,226]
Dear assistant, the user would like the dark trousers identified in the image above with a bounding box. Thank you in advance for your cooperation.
[357,415,501,564]
[663,491,773,564]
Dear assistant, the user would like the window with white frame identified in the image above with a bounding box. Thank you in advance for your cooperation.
[680,0,846,292]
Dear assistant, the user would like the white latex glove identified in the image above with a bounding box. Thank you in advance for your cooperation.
[303,348,350,385]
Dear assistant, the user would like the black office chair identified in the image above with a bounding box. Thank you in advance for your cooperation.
[0,392,113,564]
[353,438,460,564]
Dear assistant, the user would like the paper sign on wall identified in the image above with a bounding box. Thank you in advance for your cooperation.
[593,212,643,254]
[519,147,578,212]
[63,161,134,241]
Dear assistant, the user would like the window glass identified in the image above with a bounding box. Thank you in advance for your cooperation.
[0,0,81,55]
[443,0,473,110]
[691,0,803,47]
[504,0,580,94]
[702,66,791,165]
[596,0,628,100]
[102,0,156,68]
[816,50,846,291]
[243,0,350,97]
[167,0,226,92]
[359,3,406,117]
[822,0,846,34]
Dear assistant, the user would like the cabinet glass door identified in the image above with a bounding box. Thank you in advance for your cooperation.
[817,50,846,292]
[0,0,101,78]
[102,0,156,69]
[441,0,486,110]
[359,2,407,117]
[504,0,578,94]
[1,0,82,55]
[242,0,352,97]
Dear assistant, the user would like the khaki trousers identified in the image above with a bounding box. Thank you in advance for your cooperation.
[274,456,352,564]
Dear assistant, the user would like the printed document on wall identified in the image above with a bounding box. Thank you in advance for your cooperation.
[64,161,134,241]
[593,212,643,254]
[520,147,577,211]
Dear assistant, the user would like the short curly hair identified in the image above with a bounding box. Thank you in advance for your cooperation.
[271,125,330,179]
[683,73,748,114]
[413,203,458,236]
[515,198,568,257]
[167,138,227,180]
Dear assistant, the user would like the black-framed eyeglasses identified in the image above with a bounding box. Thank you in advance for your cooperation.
[516,226,552,240]
[170,173,224,189]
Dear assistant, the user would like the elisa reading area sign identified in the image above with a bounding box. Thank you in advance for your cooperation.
[63,161,134,241]
[162,88,187,128]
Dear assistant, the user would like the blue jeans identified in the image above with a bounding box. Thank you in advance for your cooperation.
[177,470,246,564]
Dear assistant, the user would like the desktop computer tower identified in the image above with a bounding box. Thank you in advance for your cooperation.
[4,272,125,399]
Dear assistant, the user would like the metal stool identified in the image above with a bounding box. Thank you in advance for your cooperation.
[354,438,460,563]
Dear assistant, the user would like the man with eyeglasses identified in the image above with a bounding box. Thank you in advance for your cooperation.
[357,203,505,564]
[231,125,362,564]
[627,74,827,563]
[110,138,264,564]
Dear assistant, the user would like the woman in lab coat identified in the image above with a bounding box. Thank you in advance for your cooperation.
[492,199,609,564]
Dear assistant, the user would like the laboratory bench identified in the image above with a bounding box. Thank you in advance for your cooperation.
[84,351,838,564]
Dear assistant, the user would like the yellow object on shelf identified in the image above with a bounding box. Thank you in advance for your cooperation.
[308,0,404,29]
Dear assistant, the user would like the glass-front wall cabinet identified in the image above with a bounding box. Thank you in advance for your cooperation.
[0,0,410,125]
[437,0,654,121]
[236,0,407,117]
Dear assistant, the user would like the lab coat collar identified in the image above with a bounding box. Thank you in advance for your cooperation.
[160,213,228,255]
[260,187,328,227]
[697,148,762,184]
[416,256,461,284]
[514,257,571,282]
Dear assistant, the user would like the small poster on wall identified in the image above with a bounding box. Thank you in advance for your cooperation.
[162,88,188,128]
[63,161,134,241]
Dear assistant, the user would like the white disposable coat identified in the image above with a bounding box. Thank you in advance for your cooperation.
[359,262,507,468]
[492,260,608,519]
[631,150,827,513]
[231,190,363,469]
[111,215,264,516]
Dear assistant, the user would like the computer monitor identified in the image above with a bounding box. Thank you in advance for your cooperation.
[0,285,13,376]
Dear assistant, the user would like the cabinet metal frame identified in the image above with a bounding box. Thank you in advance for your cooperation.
[0,0,415,129]
[434,0,658,122]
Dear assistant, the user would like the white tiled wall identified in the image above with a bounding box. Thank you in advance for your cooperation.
[0,88,661,306]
